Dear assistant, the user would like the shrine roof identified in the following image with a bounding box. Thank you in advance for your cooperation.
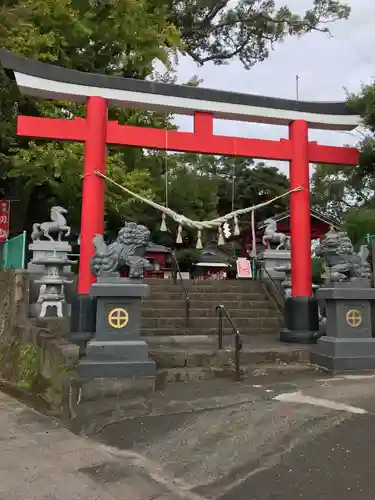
[0,49,360,131]
[196,245,232,266]
[145,243,171,254]
[257,208,342,230]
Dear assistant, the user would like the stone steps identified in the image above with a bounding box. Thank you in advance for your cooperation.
[146,291,266,300]
[155,363,315,385]
[140,280,284,380]
[141,308,278,318]
[141,326,280,336]
[145,279,263,289]
[141,316,281,329]
[150,343,310,369]
[148,333,313,385]
[148,287,264,295]
[143,299,273,309]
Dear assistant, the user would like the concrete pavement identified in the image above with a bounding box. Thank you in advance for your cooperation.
[94,373,375,500]
[0,390,186,500]
[3,371,375,499]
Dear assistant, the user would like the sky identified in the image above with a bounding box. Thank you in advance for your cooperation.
[172,0,375,175]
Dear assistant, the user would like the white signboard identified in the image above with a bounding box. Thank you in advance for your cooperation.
[236,258,252,279]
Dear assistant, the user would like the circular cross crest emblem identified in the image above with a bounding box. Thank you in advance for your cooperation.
[346,309,362,328]
[108,308,129,329]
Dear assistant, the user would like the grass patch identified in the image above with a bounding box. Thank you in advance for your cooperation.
[0,339,44,392]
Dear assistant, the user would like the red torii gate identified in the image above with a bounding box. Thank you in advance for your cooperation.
[0,50,360,341]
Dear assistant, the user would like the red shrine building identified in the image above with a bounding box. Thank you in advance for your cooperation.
[240,209,342,255]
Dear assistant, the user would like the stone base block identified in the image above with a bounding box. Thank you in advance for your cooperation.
[76,359,156,379]
[258,250,291,279]
[311,336,375,373]
[77,338,156,379]
[281,296,319,344]
[75,375,155,402]
[280,329,317,344]
[66,376,155,433]
[85,340,149,361]
[69,294,96,350]
[69,332,93,355]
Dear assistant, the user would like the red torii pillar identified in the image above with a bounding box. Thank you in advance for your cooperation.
[289,120,311,296]
[17,97,359,342]
[79,97,108,295]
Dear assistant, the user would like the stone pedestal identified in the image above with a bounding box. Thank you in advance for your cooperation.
[77,278,156,379]
[280,296,320,344]
[257,249,291,280]
[28,240,72,273]
[311,281,375,372]
[65,376,155,434]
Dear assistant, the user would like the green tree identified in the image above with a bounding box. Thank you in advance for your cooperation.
[161,0,350,68]
[310,82,375,246]
[0,0,180,235]
[344,208,375,247]
[0,0,351,238]
[348,85,375,177]
[162,155,290,247]
[167,156,219,222]
[310,162,375,247]
[213,157,290,221]
[310,163,373,221]
[162,154,290,223]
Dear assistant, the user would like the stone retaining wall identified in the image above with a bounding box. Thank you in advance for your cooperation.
[0,270,79,412]
[0,270,27,340]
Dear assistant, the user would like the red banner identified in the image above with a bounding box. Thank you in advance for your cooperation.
[0,200,10,242]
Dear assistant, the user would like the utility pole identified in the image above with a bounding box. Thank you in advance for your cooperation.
[231,163,236,258]
[231,163,236,213]
[296,75,300,101]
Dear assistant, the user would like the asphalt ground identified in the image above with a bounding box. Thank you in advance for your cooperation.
[94,373,375,500]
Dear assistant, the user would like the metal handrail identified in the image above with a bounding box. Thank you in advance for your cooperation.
[257,260,285,300]
[170,251,190,328]
[216,304,242,381]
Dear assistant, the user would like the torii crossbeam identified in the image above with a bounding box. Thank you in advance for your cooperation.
[0,49,360,342]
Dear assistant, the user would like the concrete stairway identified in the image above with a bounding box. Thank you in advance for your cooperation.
[140,279,314,383]
[141,279,282,338]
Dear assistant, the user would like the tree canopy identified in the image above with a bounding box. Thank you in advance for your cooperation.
[311,83,375,247]
[0,0,179,235]
[0,0,351,243]
[166,0,350,68]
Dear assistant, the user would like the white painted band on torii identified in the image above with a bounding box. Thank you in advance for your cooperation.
[14,72,360,131]
[0,49,361,131]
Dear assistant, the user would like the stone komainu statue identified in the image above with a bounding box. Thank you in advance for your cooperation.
[91,222,151,279]
[315,228,371,282]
